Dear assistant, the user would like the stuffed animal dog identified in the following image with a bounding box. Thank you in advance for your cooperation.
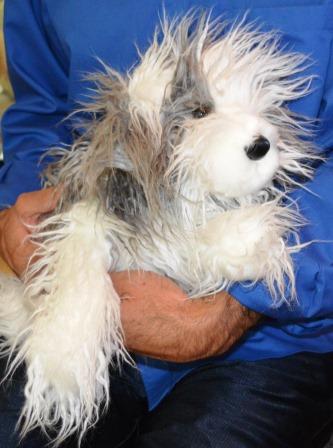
[0,13,317,445]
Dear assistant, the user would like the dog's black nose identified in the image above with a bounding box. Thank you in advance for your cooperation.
[245,136,270,161]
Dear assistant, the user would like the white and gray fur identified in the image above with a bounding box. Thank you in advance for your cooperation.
[0,13,318,445]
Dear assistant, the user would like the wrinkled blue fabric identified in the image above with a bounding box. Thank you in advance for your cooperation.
[1,0,333,410]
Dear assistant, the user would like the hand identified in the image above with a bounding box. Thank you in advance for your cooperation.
[0,188,60,277]
[111,271,261,362]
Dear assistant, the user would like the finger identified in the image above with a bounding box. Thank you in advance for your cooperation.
[16,187,62,216]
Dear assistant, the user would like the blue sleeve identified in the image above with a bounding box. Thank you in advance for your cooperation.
[231,12,333,323]
[0,0,71,208]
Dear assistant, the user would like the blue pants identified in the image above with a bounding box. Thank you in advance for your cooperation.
[1,352,333,447]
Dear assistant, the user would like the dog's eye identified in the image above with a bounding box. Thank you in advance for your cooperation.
[192,105,212,119]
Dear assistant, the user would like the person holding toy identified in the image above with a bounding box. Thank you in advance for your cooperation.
[0,1,333,447]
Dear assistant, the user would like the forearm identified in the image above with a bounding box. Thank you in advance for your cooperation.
[113,272,261,362]
[125,293,259,362]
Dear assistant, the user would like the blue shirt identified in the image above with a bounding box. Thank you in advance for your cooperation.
[1,0,333,409]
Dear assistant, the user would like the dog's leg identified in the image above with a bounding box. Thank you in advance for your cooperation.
[198,201,297,300]
[12,200,127,445]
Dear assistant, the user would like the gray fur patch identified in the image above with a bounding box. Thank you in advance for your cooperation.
[103,168,147,223]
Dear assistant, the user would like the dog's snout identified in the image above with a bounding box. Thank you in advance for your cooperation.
[245,136,270,161]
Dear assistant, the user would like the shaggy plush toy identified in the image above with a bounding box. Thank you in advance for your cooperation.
[0,13,317,445]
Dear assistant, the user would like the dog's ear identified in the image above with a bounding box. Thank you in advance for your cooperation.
[127,27,176,112]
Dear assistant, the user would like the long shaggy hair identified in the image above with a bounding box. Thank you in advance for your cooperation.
[0,12,318,445]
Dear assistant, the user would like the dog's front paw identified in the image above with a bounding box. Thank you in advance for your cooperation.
[198,202,292,283]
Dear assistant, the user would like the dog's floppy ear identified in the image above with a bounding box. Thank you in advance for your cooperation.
[127,22,177,111]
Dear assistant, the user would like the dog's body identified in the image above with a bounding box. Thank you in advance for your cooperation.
[0,14,317,445]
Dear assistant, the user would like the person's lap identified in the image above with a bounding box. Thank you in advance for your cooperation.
[135,353,333,448]
[0,352,332,448]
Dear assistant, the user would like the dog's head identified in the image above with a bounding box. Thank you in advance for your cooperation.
[50,14,316,211]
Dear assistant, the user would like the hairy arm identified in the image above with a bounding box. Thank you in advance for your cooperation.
[112,271,261,362]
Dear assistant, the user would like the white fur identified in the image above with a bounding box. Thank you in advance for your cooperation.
[0,274,30,358]
[176,112,280,197]
[196,201,299,297]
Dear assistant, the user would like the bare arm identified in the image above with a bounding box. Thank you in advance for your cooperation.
[0,188,261,362]
[112,271,261,362]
